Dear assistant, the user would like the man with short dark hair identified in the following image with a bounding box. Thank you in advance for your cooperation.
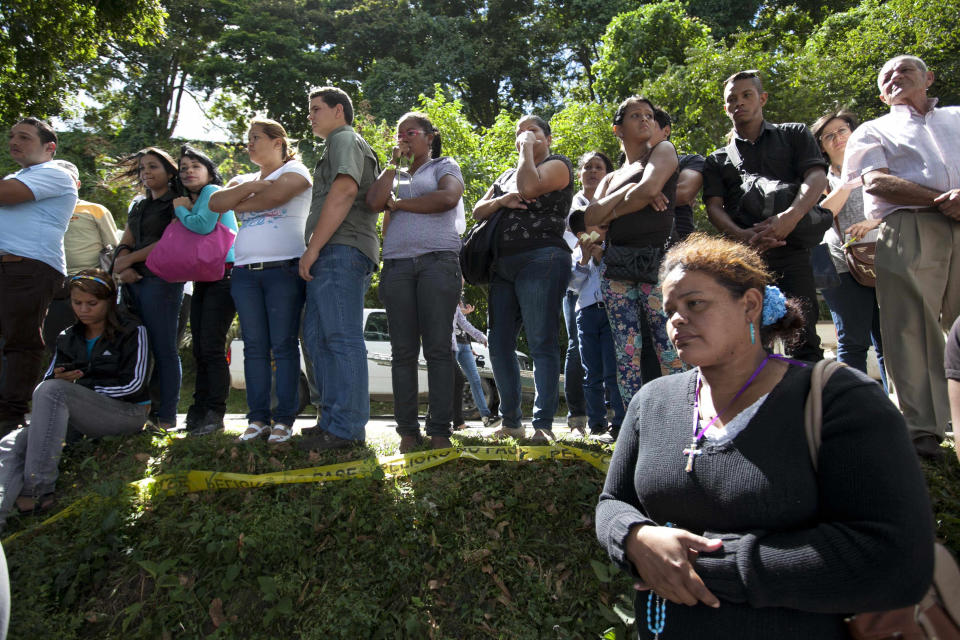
[0,118,77,433]
[843,55,960,458]
[702,70,829,361]
[297,86,380,451]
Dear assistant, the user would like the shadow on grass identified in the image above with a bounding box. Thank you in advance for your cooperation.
[4,427,631,639]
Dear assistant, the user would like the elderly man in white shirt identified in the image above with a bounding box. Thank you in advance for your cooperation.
[842,55,960,458]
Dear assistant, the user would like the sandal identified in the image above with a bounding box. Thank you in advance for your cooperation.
[268,423,293,444]
[238,422,270,442]
[16,493,57,515]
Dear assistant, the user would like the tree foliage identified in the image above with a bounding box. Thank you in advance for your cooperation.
[0,0,165,123]
[592,2,712,103]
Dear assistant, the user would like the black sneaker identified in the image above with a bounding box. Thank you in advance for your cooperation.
[296,430,360,451]
[188,410,225,437]
[299,423,323,438]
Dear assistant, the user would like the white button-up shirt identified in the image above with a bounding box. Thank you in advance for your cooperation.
[842,98,960,219]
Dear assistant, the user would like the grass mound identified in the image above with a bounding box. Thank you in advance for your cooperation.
[4,433,636,639]
[6,430,959,639]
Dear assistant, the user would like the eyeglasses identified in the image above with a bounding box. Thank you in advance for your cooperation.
[821,126,851,145]
[396,129,424,140]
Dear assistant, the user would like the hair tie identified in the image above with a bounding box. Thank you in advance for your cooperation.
[762,285,787,326]
[70,274,110,288]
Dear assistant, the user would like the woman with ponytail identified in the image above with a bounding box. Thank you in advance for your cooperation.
[113,147,184,432]
[209,119,312,444]
[596,234,933,639]
[366,112,465,452]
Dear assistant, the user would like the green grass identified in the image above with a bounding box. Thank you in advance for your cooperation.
[10,348,960,639]
[3,433,637,639]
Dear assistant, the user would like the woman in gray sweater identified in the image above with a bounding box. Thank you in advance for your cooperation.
[596,233,933,639]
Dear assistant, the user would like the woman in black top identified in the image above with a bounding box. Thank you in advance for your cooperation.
[0,270,150,526]
[585,97,685,411]
[473,115,573,443]
[113,147,184,431]
[596,234,933,639]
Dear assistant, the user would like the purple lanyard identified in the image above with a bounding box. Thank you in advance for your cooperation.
[691,353,807,443]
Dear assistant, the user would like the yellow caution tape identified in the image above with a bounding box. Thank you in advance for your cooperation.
[3,444,611,545]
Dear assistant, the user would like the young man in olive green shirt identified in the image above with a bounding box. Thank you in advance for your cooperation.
[298,86,381,451]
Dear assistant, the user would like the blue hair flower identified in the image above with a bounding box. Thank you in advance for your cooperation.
[762,285,787,326]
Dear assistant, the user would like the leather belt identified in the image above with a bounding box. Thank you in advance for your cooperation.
[0,254,25,263]
[234,258,298,271]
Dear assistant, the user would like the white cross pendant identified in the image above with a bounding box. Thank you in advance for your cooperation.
[683,441,702,473]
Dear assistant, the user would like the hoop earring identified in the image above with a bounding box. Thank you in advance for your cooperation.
[749,322,756,345]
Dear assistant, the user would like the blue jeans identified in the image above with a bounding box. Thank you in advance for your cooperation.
[577,303,625,431]
[456,341,490,417]
[303,245,375,441]
[821,271,888,392]
[124,276,184,422]
[488,246,571,429]
[379,251,462,437]
[563,290,586,418]
[230,261,305,425]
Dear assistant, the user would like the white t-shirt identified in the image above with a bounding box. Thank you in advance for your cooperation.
[232,161,312,265]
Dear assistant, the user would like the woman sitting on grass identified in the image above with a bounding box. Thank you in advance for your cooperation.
[0,270,151,526]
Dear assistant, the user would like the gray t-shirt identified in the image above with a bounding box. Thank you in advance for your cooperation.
[306,125,381,265]
[383,157,464,259]
[822,171,876,273]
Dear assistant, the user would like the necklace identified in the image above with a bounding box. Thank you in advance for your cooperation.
[683,353,809,472]
[646,522,674,638]
[684,353,769,473]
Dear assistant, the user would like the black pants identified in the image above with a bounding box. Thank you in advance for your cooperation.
[766,246,823,361]
[0,259,62,423]
[42,285,75,355]
[187,274,236,422]
[379,252,461,437]
[452,359,466,426]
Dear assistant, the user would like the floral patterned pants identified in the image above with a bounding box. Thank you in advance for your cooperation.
[600,275,685,408]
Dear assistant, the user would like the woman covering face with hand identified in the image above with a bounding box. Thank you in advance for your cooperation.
[472,115,574,444]
[173,146,238,436]
[596,234,933,639]
[366,112,465,452]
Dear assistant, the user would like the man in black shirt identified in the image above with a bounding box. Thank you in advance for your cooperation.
[702,70,828,360]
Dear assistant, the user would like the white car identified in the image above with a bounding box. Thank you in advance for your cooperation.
[228,308,534,416]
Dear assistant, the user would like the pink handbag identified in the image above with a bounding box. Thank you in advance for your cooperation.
[145,215,236,283]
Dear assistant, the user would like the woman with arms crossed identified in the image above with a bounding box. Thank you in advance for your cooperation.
[113,148,183,432]
[585,98,685,411]
[209,119,312,444]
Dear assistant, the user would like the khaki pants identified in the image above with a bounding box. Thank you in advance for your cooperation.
[876,209,960,441]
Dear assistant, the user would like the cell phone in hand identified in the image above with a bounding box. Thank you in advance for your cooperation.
[57,362,85,372]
